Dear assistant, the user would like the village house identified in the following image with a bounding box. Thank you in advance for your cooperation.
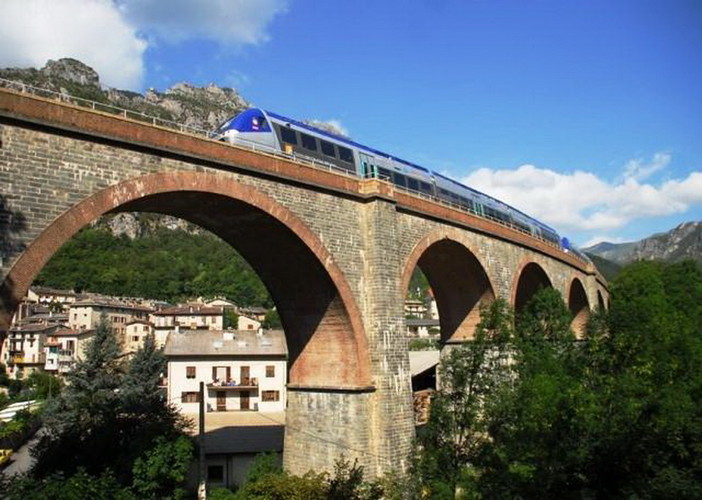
[124,319,156,353]
[2,322,65,379]
[43,327,95,376]
[236,306,267,323]
[237,315,261,332]
[406,317,441,338]
[151,304,225,345]
[164,329,287,415]
[69,298,153,340]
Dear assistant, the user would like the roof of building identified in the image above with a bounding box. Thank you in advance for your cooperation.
[164,329,287,358]
[153,304,224,316]
[51,327,95,338]
[238,306,268,315]
[126,319,153,327]
[71,298,153,312]
[409,350,440,377]
[8,323,64,334]
[406,318,441,327]
[30,286,81,297]
[204,425,284,454]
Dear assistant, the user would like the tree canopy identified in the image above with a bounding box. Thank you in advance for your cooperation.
[35,226,272,307]
[417,260,702,498]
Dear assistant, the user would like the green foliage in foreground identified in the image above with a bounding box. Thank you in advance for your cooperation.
[210,454,398,500]
[1,317,194,498]
[35,225,272,307]
[416,260,702,498]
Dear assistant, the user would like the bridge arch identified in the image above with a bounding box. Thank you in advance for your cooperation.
[512,260,553,314]
[597,289,606,311]
[568,277,590,338]
[1,171,371,388]
[402,231,495,343]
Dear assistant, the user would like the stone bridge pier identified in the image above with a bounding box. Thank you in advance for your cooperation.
[0,89,607,476]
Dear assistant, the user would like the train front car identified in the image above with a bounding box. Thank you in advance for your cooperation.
[213,108,279,151]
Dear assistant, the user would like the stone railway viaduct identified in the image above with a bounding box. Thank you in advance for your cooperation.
[0,88,607,476]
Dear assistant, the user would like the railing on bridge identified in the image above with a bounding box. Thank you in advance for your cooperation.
[0,78,592,266]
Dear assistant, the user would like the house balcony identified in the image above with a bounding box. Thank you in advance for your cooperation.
[10,353,45,365]
[206,377,259,391]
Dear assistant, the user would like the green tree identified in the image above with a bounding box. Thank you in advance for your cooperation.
[416,299,513,496]
[479,288,593,497]
[580,260,702,497]
[31,318,192,490]
[263,308,282,329]
[131,435,194,499]
[33,315,125,478]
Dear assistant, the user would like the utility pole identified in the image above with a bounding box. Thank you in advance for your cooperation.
[198,381,206,499]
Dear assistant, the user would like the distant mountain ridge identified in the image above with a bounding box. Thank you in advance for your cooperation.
[0,57,249,130]
[584,221,702,265]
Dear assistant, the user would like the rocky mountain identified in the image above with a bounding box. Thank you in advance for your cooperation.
[0,58,249,130]
[584,221,702,265]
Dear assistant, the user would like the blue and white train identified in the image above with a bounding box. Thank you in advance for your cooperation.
[213,108,585,258]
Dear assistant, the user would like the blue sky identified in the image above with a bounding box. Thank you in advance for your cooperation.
[1,0,701,247]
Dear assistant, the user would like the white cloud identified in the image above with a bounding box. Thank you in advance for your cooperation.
[304,119,350,138]
[623,151,671,181]
[117,0,288,45]
[461,153,702,238]
[0,0,146,89]
[581,235,633,248]
[0,0,287,90]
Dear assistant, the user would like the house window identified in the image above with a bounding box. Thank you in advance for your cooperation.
[132,336,139,342]
[208,465,224,482]
[186,366,196,379]
[266,365,275,378]
[181,391,200,403]
[262,390,280,402]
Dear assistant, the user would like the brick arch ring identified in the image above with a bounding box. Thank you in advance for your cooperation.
[510,256,554,310]
[1,171,371,384]
[400,228,495,296]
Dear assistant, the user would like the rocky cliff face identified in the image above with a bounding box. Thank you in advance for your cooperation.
[584,221,702,264]
[0,58,249,130]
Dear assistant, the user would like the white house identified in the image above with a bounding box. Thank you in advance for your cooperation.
[164,329,287,415]
[124,320,155,352]
[44,327,95,376]
[237,315,261,332]
[151,304,225,343]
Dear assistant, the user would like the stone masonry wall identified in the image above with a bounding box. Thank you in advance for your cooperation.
[0,90,605,476]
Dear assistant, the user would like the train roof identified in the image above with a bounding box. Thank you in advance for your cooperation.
[257,109,559,235]
[264,110,430,173]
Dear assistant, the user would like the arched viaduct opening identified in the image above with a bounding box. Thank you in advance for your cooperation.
[0,172,371,389]
[597,290,606,311]
[403,237,494,344]
[568,278,590,338]
[513,262,553,315]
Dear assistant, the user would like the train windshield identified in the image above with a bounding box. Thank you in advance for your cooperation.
[216,109,271,134]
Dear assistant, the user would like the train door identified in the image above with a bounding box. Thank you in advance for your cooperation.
[359,152,375,178]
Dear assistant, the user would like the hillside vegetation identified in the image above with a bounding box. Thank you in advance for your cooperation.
[34,224,272,307]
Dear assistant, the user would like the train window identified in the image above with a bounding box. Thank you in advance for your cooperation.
[280,127,297,145]
[407,177,419,191]
[459,197,473,211]
[377,167,392,180]
[393,173,407,187]
[300,133,317,151]
[320,140,336,157]
[338,146,353,163]
[420,182,432,194]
